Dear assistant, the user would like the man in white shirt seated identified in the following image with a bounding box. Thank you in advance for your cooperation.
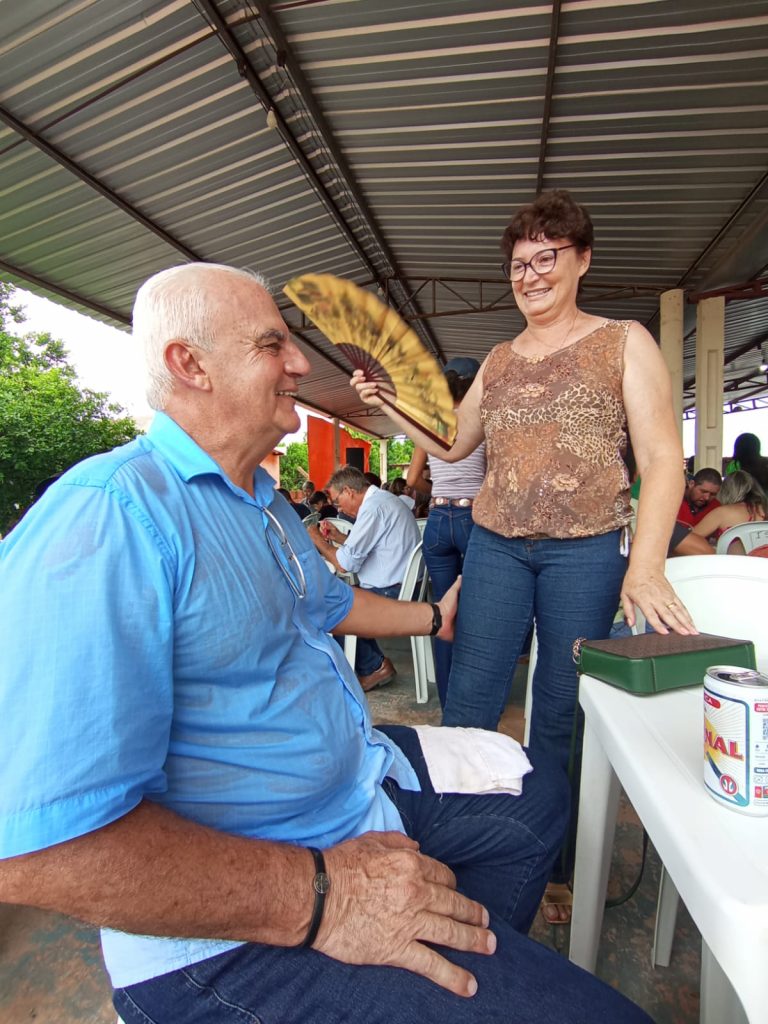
[309,466,420,690]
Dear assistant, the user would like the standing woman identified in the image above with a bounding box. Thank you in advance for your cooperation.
[406,358,487,708]
[353,190,695,919]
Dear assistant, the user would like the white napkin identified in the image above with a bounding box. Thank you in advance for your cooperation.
[412,725,533,795]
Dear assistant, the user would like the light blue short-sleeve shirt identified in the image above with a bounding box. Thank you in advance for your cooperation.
[0,414,417,987]
[335,486,421,589]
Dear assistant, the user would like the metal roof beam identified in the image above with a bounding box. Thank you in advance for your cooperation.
[190,0,445,360]
[684,377,768,413]
[686,276,768,304]
[323,275,665,321]
[644,168,768,335]
[535,0,562,196]
[0,33,222,162]
[676,167,768,290]
[683,327,768,390]
[0,258,130,326]
[0,105,202,263]
[222,0,445,362]
[188,2,378,272]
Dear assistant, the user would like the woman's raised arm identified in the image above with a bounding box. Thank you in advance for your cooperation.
[351,367,486,463]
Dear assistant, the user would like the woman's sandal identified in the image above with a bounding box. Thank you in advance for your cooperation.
[540,882,573,925]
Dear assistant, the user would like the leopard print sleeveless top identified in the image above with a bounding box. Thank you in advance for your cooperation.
[473,319,633,539]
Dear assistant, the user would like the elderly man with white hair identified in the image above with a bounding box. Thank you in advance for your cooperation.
[0,264,652,1024]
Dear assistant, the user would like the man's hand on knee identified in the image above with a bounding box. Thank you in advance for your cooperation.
[313,831,495,997]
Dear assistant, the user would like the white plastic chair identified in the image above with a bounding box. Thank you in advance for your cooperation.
[651,555,768,972]
[343,541,435,703]
[715,521,768,554]
[415,517,428,536]
[322,517,358,591]
[398,541,436,703]
[665,555,768,670]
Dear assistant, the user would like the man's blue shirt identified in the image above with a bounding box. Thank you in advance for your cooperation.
[0,414,417,986]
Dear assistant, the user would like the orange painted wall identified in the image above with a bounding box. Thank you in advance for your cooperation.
[307,416,370,490]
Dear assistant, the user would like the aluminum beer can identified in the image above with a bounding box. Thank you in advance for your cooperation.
[704,666,768,816]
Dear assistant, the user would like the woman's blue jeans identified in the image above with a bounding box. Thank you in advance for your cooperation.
[422,506,475,707]
[442,526,627,878]
[114,726,652,1024]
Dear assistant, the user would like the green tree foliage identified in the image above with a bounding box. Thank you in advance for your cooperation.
[386,438,415,482]
[0,283,139,534]
[344,430,409,482]
[368,441,380,478]
[279,440,309,491]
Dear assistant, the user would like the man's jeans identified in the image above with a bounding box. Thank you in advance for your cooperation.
[354,582,401,676]
[422,506,475,707]
[114,726,652,1024]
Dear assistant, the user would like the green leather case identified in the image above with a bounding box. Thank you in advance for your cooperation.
[576,632,756,695]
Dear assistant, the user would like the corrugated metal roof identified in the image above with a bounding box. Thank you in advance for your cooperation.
[1,0,767,435]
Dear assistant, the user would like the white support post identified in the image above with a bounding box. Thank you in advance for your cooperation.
[694,296,725,473]
[379,438,388,482]
[660,288,684,439]
[332,418,341,469]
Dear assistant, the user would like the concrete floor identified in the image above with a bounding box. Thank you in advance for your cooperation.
[0,637,702,1024]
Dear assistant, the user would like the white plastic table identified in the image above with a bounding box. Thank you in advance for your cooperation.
[569,676,768,1024]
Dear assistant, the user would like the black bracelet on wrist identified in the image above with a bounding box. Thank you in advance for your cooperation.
[429,602,442,636]
[301,847,330,948]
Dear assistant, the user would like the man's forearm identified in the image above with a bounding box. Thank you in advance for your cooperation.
[0,800,313,947]
[332,588,437,640]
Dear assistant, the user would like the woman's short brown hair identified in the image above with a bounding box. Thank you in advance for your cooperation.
[501,189,594,262]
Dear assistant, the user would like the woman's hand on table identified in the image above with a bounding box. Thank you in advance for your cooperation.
[620,564,697,635]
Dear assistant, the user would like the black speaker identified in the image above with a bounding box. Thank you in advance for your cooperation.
[346,448,364,471]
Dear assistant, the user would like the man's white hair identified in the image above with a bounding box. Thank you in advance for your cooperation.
[132,263,269,410]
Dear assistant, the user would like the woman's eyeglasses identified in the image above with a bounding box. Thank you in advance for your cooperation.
[501,244,577,281]
[262,506,307,599]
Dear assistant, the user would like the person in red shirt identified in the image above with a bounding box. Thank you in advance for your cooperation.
[677,467,721,526]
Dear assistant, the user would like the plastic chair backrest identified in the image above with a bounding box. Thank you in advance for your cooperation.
[303,511,321,527]
[715,521,768,554]
[397,542,427,604]
[665,555,768,671]
[415,518,428,536]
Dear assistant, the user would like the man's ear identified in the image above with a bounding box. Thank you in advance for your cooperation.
[164,341,212,392]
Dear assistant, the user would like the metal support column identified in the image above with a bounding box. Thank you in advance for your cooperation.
[694,296,725,472]
[660,289,684,437]
[332,418,341,469]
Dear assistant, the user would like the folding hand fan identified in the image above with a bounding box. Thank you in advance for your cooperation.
[283,273,457,449]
